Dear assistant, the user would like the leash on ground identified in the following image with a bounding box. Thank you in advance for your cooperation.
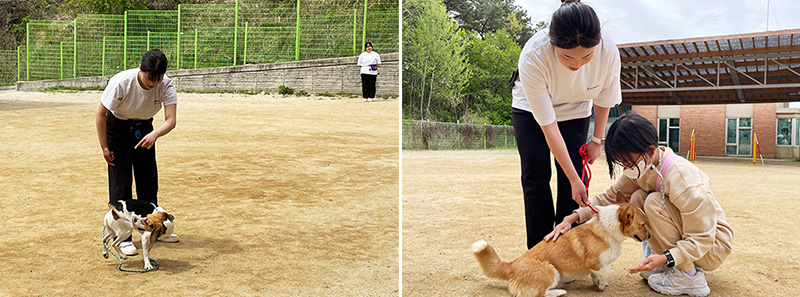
[579,144,599,217]
[102,226,159,273]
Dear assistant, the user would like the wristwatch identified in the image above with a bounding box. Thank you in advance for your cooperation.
[590,136,605,145]
[664,250,675,268]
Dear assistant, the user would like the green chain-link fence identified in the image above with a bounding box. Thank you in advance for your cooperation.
[403,120,518,150]
[0,0,398,86]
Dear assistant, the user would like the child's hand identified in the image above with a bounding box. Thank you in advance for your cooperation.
[628,254,668,273]
[102,147,115,166]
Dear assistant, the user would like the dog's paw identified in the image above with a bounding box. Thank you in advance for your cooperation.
[545,289,567,297]
[144,260,153,270]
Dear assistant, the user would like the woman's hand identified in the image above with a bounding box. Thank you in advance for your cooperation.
[585,141,602,164]
[544,213,579,242]
[102,147,115,166]
[571,177,589,206]
[628,254,668,274]
[135,132,159,150]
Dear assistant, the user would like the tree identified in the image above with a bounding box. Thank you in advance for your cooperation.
[444,0,533,46]
[403,0,471,122]
[463,28,520,125]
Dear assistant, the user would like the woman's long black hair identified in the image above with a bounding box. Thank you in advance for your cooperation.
[604,111,659,178]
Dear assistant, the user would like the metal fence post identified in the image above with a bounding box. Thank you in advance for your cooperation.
[177,4,181,70]
[233,0,238,66]
[147,31,150,52]
[26,22,29,81]
[17,46,21,82]
[353,9,357,55]
[243,21,248,65]
[123,11,127,69]
[362,0,367,47]
[457,120,460,149]
[60,42,64,79]
[73,19,77,78]
[295,0,300,60]
[194,28,198,69]
[102,37,106,76]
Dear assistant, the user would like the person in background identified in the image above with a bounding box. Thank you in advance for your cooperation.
[357,41,381,102]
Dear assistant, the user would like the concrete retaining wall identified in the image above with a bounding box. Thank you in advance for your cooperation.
[16,53,398,97]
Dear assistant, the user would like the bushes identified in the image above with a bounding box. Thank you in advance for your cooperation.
[278,85,294,95]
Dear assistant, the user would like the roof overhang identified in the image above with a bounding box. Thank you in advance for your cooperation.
[618,29,800,105]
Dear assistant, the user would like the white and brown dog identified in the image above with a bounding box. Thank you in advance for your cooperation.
[102,199,175,270]
[472,201,649,297]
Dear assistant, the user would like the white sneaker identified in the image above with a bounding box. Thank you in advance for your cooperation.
[367,98,373,102]
[640,265,665,280]
[363,98,368,102]
[158,234,180,243]
[120,241,138,256]
[648,267,710,297]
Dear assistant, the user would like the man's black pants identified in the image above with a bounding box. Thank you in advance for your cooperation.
[512,108,589,249]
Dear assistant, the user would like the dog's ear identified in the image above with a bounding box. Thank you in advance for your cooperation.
[140,218,153,231]
[167,213,174,221]
[618,203,635,226]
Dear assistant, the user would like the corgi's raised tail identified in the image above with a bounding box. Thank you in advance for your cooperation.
[472,240,511,280]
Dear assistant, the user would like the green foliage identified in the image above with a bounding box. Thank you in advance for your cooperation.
[443,0,534,46]
[318,92,334,97]
[296,90,309,96]
[68,0,147,14]
[278,85,294,95]
[403,0,471,123]
[463,29,520,125]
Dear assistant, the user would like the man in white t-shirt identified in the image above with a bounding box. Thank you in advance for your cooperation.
[357,41,381,102]
[95,49,179,256]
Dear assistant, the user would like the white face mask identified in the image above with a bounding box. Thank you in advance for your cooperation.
[622,159,649,179]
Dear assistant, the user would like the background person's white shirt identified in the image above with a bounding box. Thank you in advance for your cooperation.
[100,68,178,120]
[357,51,381,75]
[512,29,621,126]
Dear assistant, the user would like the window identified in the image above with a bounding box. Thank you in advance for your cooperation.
[777,118,796,146]
[726,118,751,155]
[658,118,679,153]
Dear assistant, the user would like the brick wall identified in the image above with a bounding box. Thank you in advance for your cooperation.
[680,105,726,157]
[753,103,777,158]
[632,105,658,126]
[16,53,399,97]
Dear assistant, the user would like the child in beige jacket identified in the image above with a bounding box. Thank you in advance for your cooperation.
[544,111,733,297]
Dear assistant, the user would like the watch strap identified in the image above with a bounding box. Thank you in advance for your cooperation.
[664,250,675,268]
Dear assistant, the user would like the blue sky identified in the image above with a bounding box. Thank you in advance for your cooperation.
[515,0,800,44]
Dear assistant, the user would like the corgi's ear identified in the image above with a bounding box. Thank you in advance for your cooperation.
[615,191,629,203]
[618,204,635,226]
[140,218,153,231]
[167,213,174,221]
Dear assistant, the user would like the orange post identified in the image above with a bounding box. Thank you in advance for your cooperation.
[748,132,765,166]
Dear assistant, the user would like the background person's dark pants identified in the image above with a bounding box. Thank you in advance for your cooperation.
[361,74,377,99]
[106,112,158,206]
[512,108,589,249]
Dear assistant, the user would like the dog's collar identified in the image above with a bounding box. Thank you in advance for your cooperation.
[150,203,158,211]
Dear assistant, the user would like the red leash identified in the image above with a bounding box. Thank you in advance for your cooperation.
[579,144,599,217]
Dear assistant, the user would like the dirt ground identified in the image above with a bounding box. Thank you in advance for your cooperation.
[402,149,800,296]
[0,91,398,296]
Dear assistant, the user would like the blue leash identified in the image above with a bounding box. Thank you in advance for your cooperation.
[102,225,159,273]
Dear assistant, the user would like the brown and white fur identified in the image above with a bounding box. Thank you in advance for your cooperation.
[102,199,175,270]
[472,201,648,297]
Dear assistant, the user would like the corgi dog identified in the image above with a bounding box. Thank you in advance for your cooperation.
[472,201,649,297]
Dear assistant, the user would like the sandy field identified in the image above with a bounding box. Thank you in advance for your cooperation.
[402,149,800,296]
[0,91,398,296]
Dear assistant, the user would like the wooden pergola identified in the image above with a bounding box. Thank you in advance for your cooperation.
[618,29,800,105]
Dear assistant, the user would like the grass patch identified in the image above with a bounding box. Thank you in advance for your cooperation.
[318,92,335,97]
[278,85,294,95]
[180,89,265,95]
[296,90,309,96]
[40,85,104,92]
